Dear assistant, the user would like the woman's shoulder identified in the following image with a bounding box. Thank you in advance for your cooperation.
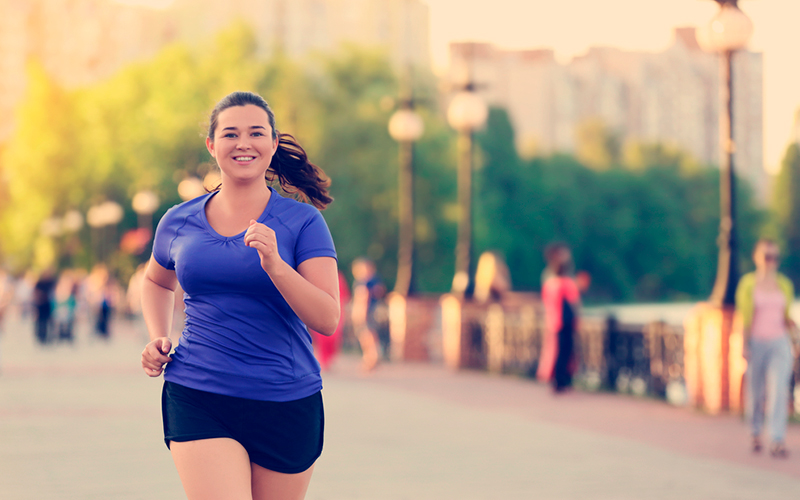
[158,194,211,225]
[163,193,210,219]
[737,272,757,289]
[270,190,326,225]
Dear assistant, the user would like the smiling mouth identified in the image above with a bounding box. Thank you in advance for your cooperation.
[233,156,255,161]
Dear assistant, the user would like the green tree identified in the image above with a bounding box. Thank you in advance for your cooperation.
[0,62,77,270]
[772,143,800,285]
[574,118,621,171]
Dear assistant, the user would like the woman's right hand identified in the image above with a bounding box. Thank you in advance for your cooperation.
[141,337,173,377]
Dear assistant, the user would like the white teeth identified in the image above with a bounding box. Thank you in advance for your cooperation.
[234,156,254,161]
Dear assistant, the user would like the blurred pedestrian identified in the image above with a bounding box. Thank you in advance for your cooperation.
[474,251,511,303]
[0,269,12,370]
[0,269,12,333]
[736,238,797,458]
[126,263,149,342]
[351,258,385,371]
[16,270,35,319]
[95,269,119,339]
[312,270,350,371]
[537,243,581,392]
[53,271,79,343]
[140,91,338,499]
[32,268,56,345]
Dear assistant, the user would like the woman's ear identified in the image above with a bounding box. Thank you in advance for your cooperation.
[206,137,216,158]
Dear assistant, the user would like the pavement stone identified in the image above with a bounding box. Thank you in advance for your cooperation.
[0,313,798,499]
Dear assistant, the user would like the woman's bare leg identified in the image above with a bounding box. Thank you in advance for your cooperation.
[251,463,315,500]
[170,438,252,500]
[357,329,379,371]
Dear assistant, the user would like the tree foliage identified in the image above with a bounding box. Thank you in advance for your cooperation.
[474,108,764,302]
[772,143,800,285]
[0,24,768,302]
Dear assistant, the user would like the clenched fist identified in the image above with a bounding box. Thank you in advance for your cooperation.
[244,219,284,275]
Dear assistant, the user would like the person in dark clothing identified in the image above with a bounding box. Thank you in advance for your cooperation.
[537,243,581,392]
[32,270,57,345]
[95,282,113,339]
[351,258,386,371]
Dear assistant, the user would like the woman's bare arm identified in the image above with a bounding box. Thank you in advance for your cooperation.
[140,255,178,376]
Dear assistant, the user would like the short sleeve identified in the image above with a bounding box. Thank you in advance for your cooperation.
[294,208,337,265]
[152,206,180,270]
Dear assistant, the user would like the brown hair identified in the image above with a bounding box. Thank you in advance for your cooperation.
[207,91,333,209]
[753,237,779,257]
[544,242,572,277]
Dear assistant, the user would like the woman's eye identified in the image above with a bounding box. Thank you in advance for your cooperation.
[252,132,263,137]
[224,133,237,138]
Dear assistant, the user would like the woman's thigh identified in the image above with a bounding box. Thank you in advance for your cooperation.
[251,462,315,500]
[171,438,253,500]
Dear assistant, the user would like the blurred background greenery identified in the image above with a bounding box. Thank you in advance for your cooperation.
[1,22,797,304]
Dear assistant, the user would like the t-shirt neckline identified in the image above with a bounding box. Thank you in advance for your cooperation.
[200,186,278,241]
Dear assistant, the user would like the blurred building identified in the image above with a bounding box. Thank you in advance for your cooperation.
[0,0,429,140]
[449,27,765,198]
[169,0,430,68]
[0,0,178,138]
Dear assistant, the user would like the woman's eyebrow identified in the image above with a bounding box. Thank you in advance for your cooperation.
[222,125,266,131]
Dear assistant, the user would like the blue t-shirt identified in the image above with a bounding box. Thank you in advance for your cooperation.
[152,187,337,402]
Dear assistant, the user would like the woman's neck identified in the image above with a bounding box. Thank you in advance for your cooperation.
[215,182,271,216]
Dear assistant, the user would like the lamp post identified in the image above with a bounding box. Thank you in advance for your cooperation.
[61,209,84,266]
[696,0,753,307]
[178,177,206,201]
[684,0,754,414]
[87,201,124,263]
[132,190,160,231]
[447,84,488,298]
[388,99,424,296]
[62,210,84,234]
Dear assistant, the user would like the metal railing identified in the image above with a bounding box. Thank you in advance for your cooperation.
[445,296,798,414]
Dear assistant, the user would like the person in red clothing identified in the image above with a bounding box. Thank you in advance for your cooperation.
[537,243,581,392]
[312,271,350,371]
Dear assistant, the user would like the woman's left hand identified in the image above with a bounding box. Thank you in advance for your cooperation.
[244,219,283,274]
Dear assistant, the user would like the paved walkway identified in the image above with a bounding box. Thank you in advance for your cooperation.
[1,313,799,499]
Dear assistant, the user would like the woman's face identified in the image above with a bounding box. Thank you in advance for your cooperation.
[754,242,780,272]
[206,105,278,186]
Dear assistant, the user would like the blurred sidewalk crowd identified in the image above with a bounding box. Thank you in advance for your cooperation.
[0,259,393,373]
[0,264,148,346]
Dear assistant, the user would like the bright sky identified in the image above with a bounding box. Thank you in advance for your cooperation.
[425,0,800,174]
[116,0,798,173]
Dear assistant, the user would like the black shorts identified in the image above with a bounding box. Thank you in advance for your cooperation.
[161,381,324,474]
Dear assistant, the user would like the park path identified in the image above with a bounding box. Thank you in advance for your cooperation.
[1,313,798,499]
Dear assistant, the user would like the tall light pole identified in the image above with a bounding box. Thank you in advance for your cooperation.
[87,201,124,264]
[388,94,424,296]
[684,0,755,414]
[447,82,488,299]
[696,0,754,307]
[178,176,206,201]
[132,189,160,232]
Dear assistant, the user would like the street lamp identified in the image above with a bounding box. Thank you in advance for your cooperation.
[683,0,754,414]
[696,0,753,307]
[447,84,488,298]
[87,201,124,263]
[178,176,206,201]
[62,210,84,234]
[132,189,160,230]
[388,100,424,296]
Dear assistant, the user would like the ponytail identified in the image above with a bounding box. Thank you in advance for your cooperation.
[269,133,333,209]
